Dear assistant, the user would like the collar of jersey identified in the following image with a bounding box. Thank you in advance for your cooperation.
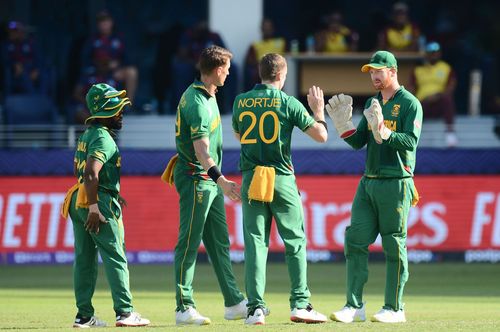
[192,80,215,97]
[90,123,110,131]
[377,86,404,102]
[254,83,276,90]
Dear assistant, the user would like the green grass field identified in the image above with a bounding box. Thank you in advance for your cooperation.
[0,262,499,331]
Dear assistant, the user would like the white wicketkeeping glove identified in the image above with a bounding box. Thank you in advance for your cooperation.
[325,94,356,138]
[363,98,392,144]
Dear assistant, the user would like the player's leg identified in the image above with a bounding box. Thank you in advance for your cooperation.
[174,179,213,312]
[272,175,327,323]
[270,174,310,310]
[202,186,245,308]
[344,177,379,308]
[69,191,99,318]
[240,171,273,313]
[90,194,133,315]
[375,178,413,312]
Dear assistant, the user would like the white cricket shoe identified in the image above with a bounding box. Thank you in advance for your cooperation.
[175,306,211,325]
[73,315,107,328]
[245,307,266,325]
[330,303,366,323]
[371,308,406,323]
[290,304,327,324]
[224,298,248,320]
[115,311,150,327]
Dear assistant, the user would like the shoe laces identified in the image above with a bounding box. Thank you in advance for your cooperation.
[247,306,263,318]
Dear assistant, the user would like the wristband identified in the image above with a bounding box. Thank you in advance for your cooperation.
[317,120,328,132]
[207,165,223,183]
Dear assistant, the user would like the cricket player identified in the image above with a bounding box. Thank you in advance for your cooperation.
[168,45,247,325]
[62,83,150,328]
[232,53,328,325]
[327,50,422,323]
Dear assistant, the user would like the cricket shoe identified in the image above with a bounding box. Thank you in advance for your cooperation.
[245,307,267,325]
[371,308,406,323]
[175,306,211,325]
[115,312,150,327]
[330,302,366,323]
[73,315,106,328]
[225,298,248,320]
[290,303,327,324]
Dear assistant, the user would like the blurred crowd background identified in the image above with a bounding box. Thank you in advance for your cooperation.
[0,0,499,141]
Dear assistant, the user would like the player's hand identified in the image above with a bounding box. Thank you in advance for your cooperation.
[217,176,241,202]
[85,203,107,234]
[363,98,391,143]
[325,93,356,138]
[307,85,325,118]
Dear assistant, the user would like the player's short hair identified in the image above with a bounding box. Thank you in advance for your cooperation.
[198,45,232,75]
[259,53,286,82]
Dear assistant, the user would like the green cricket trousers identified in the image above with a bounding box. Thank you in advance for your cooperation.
[173,174,244,312]
[242,171,311,311]
[69,190,133,317]
[345,176,416,311]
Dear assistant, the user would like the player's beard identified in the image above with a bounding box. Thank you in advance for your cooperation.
[372,77,389,90]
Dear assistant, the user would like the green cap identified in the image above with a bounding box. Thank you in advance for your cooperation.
[85,83,131,124]
[361,50,398,72]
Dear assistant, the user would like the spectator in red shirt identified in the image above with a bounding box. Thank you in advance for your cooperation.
[2,21,42,94]
[82,10,138,102]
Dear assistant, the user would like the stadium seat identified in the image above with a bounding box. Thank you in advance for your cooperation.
[3,93,56,125]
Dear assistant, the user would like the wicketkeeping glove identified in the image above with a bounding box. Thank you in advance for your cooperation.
[325,94,356,138]
[363,98,392,144]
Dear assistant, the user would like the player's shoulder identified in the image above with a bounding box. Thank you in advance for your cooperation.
[398,87,422,110]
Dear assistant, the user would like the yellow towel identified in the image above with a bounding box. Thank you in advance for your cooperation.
[61,183,91,218]
[411,184,420,207]
[161,153,178,186]
[61,183,79,218]
[248,166,276,202]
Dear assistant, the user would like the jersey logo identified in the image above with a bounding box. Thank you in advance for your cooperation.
[196,191,204,203]
[179,94,186,109]
[190,126,199,134]
[391,104,401,117]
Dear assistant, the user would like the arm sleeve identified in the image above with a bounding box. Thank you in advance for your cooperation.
[288,96,316,131]
[344,115,368,150]
[383,100,423,151]
[87,135,114,164]
[185,97,210,140]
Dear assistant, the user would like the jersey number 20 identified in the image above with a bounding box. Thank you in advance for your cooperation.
[239,111,279,144]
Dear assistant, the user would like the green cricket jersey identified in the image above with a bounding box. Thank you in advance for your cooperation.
[345,86,423,178]
[74,124,121,195]
[232,84,316,175]
[175,80,222,181]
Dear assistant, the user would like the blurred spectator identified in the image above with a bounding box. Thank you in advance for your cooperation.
[70,57,123,124]
[2,21,43,94]
[314,11,359,53]
[408,42,458,147]
[244,18,287,90]
[377,2,421,52]
[171,21,236,113]
[82,10,137,102]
